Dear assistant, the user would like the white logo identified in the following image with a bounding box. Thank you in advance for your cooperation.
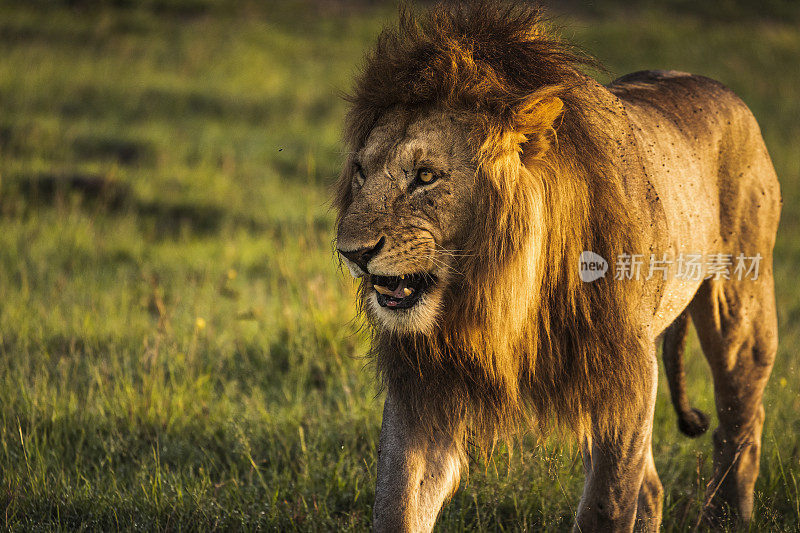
[579,251,608,282]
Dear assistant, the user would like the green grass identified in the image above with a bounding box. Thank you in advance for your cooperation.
[0,1,798,530]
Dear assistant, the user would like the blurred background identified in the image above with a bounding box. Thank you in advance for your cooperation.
[0,0,798,530]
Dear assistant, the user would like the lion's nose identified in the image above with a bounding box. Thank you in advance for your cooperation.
[338,236,385,273]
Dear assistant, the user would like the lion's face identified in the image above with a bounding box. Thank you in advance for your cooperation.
[336,109,477,333]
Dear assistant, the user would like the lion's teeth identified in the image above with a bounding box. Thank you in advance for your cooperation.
[402,287,413,296]
[374,285,394,296]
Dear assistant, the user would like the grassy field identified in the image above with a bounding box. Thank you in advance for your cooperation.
[0,1,798,530]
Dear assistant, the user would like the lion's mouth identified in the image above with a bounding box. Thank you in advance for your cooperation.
[372,273,436,309]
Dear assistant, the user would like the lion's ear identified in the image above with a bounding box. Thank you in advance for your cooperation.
[476,94,564,195]
[516,96,563,160]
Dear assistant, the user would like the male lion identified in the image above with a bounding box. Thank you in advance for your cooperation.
[334,2,780,531]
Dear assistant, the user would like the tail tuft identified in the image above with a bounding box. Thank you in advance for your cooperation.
[663,311,710,438]
[677,407,710,438]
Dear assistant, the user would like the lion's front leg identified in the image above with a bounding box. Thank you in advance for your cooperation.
[373,392,464,533]
[574,351,662,533]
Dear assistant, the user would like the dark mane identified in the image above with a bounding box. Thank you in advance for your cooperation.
[343,1,598,149]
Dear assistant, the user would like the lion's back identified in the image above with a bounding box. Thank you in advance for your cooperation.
[607,70,754,144]
[608,69,779,239]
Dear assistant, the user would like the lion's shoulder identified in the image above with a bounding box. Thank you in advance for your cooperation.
[607,70,744,111]
[609,69,694,86]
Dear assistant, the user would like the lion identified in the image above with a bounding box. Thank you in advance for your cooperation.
[334,2,781,531]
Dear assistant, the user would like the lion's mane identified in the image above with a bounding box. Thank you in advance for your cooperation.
[336,1,648,444]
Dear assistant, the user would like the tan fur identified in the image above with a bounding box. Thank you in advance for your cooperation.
[334,2,780,531]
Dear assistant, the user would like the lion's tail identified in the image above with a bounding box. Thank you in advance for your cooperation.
[662,311,710,437]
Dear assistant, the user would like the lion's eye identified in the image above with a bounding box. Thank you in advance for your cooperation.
[416,168,436,185]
